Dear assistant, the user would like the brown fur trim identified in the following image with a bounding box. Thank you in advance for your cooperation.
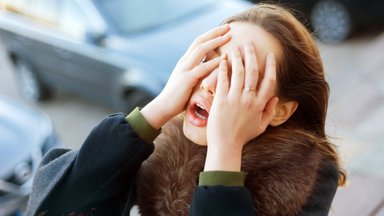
[136,118,323,216]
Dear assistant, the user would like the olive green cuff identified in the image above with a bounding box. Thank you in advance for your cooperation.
[125,107,161,143]
[198,171,246,187]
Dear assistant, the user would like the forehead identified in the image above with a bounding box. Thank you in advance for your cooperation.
[218,22,282,69]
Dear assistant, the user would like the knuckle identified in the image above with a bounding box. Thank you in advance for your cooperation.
[212,27,220,34]
[186,70,195,77]
[194,35,204,44]
[196,44,206,53]
[243,98,253,109]
[244,99,253,110]
[209,28,221,37]
[233,61,244,70]
[236,66,245,74]
[247,66,258,75]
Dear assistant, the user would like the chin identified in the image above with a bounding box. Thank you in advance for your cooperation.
[183,117,208,146]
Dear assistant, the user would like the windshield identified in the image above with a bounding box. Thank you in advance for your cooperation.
[93,0,215,34]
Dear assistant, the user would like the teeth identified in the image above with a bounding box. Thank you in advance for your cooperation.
[196,103,206,110]
[195,110,207,120]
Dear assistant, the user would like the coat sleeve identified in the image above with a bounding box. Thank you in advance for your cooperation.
[190,171,256,216]
[190,162,339,216]
[28,112,155,215]
[190,186,255,216]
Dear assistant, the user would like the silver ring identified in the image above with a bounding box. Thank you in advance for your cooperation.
[244,86,255,92]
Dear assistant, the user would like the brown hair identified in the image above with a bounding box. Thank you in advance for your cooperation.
[223,4,346,186]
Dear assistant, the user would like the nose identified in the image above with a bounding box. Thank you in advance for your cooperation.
[200,69,218,96]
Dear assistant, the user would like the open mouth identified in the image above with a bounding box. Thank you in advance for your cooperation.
[187,102,210,127]
[193,103,209,120]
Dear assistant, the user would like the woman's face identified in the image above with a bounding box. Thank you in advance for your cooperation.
[183,22,283,146]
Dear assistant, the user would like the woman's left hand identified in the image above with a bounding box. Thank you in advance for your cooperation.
[205,43,279,172]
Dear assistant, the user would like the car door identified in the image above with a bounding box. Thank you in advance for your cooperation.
[54,0,124,105]
[21,0,69,85]
[0,0,68,85]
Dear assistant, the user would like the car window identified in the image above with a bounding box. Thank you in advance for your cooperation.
[0,0,30,16]
[29,0,60,26]
[93,0,215,34]
[59,1,90,39]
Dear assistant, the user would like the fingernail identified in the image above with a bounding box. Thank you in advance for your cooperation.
[220,53,227,60]
[220,60,227,67]
[221,33,231,40]
[267,53,275,63]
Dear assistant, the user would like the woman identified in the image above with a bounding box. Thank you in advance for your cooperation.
[27,4,345,216]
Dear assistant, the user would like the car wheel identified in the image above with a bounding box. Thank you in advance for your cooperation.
[15,59,51,101]
[310,0,352,43]
[120,87,154,113]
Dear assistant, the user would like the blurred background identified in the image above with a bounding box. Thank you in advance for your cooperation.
[0,0,383,215]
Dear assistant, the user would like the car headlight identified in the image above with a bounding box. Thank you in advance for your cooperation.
[13,162,33,186]
[4,158,33,186]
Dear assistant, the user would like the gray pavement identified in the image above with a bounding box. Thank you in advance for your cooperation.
[323,33,384,178]
[321,33,384,215]
[1,32,384,215]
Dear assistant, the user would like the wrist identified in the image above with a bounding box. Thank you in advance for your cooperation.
[204,144,243,172]
[141,98,173,130]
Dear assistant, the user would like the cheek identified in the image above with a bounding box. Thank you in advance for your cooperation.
[182,118,208,146]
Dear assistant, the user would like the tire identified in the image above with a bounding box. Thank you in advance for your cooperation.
[14,59,51,101]
[310,0,352,43]
[119,87,154,113]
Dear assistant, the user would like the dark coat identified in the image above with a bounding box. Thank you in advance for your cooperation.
[26,113,338,216]
[136,117,339,215]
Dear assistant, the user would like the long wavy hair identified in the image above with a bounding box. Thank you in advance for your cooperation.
[223,4,346,186]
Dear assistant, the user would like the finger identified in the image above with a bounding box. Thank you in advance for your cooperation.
[229,47,245,97]
[257,53,277,103]
[186,24,230,55]
[190,56,221,79]
[184,33,231,69]
[216,58,229,97]
[243,43,258,93]
[261,97,279,125]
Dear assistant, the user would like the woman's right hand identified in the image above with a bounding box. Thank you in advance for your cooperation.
[141,24,231,129]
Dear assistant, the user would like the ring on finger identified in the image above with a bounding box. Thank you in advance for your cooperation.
[244,86,255,92]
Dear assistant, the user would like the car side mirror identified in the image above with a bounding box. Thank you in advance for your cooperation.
[85,30,106,46]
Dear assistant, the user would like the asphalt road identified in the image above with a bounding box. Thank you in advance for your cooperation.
[1,32,384,215]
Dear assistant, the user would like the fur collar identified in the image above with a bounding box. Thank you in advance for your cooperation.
[136,118,324,216]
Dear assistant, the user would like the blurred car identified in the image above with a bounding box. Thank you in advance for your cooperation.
[252,0,384,43]
[0,0,252,112]
[0,95,62,216]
